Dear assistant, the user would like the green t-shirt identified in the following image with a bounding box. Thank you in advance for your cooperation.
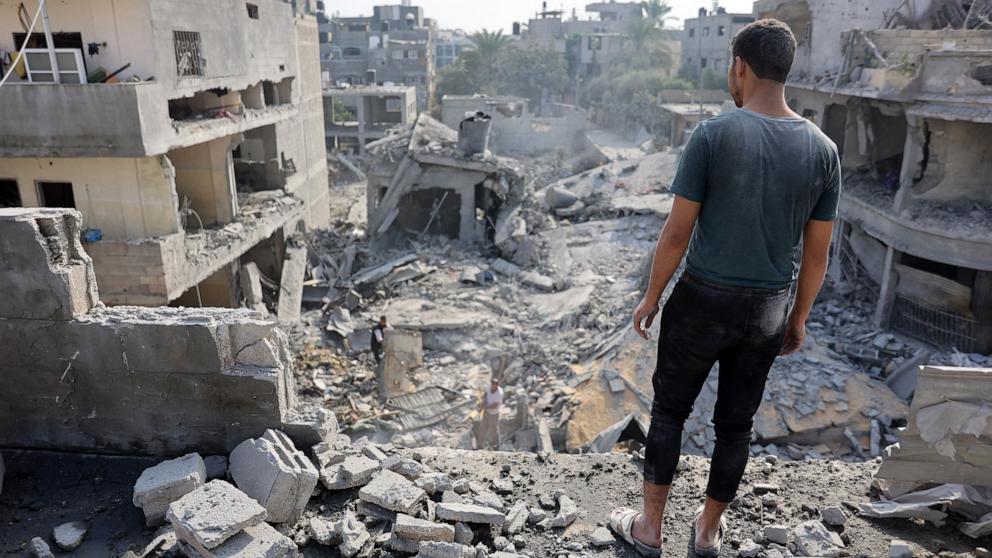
[670,108,841,289]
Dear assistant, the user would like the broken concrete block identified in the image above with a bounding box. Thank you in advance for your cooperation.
[471,490,506,512]
[239,262,267,315]
[389,533,421,553]
[29,537,54,558]
[52,521,87,551]
[821,505,847,526]
[167,480,267,551]
[738,539,761,557]
[308,517,336,546]
[334,511,371,558]
[549,494,578,528]
[276,241,307,324]
[416,472,453,495]
[763,524,789,545]
[415,540,476,558]
[792,520,844,558]
[503,501,528,535]
[435,502,506,525]
[133,453,207,526]
[395,513,456,543]
[588,526,614,547]
[204,455,228,481]
[317,450,380,490]
[890,539,913,558]
[359,469,427,514]
[176,521,296,558]
[752,482,779,494]
[357,500,398,523]
[229,429,318,523]
[362,444,388,462]
[453,522,473,545]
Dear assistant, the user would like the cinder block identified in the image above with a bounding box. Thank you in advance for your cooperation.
[394,513,455,543]
[358,470,426,515]
[132,453,206,526]
[229,429,318,523]
[167,480,267,551]
[176,521,297,558]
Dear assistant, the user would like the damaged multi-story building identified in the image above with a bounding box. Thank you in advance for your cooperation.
[0,0,330,308]
[680,5,754,75]
[323,84,418,155]
[318,3,435,112]
[755,0,992,352]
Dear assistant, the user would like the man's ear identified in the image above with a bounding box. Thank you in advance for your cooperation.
[734,56,747,78]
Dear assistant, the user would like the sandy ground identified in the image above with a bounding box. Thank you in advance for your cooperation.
[0,448,983,557]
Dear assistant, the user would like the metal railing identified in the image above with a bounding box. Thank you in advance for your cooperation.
[891,295,979,352]
[174,31,204,77]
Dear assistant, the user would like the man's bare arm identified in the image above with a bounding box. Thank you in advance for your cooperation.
[632,196,702,339]
[781,219,834,354]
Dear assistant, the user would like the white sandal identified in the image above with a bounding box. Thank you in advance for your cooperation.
[692,505,727,557]
[608,506,663,557]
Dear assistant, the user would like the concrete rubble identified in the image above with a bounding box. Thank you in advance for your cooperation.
[133,453,207,526]
[229,429,319,524]
[51,521,87,551]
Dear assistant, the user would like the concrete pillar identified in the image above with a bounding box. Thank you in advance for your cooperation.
[458,184,476,242]
[357,99,367,155]
[973,271,992,354]
[894,116,923,214]
[874,245,900,328]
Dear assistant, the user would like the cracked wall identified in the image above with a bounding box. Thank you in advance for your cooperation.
[0,208,335,456]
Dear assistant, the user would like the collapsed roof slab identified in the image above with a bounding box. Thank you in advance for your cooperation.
[0,208,335,456]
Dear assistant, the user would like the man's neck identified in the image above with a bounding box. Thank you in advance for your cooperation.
[742,83,798,118]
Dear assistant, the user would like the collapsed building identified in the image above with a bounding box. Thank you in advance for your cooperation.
[757,0,992,353]
[0,207,334,455]
[0,0,330,308]
[323,84,418,155]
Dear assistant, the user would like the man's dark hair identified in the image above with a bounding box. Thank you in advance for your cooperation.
[379,315,387,322]
[731,19,796,83]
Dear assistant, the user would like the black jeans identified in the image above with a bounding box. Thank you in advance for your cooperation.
[643,273,791,503]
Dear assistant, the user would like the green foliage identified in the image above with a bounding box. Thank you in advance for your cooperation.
[641,0,673,24]
[435,44,568,105]
[468,29,512,69]
[332,99,354,122]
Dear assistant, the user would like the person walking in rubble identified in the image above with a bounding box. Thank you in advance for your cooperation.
[608,19,841,557]
[479,376,503,449]
[370,315,391,364]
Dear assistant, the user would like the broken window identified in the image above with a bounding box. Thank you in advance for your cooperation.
[718,25,726,35]
[802,108,818,121]
[0,179,21,208]
[700,58,707,68]
[343,47,362,57]
[233,125,288,192]
[174,31,205,77]
[703,27,710,36]
[688,28,695,38]
[246,3,259,18]
[37,181,75,208]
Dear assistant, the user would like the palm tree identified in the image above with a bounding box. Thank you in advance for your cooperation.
[641,0,673,26]
[627,17,658,50]
[468,29,512,70]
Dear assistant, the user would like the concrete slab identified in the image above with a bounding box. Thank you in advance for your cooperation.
[177,521,296,558]
[229,429,318,524]
[358,470,427,515]
[133,453,206,526]
[276,241,307,323]
[435,503,506,525]
[394,513,456,542]
[415,540,476,558]
[167,480,266,550]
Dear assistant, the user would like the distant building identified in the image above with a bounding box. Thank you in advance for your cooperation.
[324,85,417,155]
[435,29,473,69]
[319,4,435,112]
[680,6,754,75]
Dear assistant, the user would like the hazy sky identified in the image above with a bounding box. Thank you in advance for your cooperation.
[323,0,756,33]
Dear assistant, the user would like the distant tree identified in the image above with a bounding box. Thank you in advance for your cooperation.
[641,0,674,26]
[332,99,354,122]
[468,29,512,70]
[494,46,568,104]
[627,17,658,51]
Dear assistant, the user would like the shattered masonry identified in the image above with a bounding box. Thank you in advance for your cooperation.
[0,208,334,456]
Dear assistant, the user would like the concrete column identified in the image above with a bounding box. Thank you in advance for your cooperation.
[356,99,367,156]
[458,184,476,242]
[874,245,900,328]
[894,116,922,214]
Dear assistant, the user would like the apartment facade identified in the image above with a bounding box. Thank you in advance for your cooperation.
[756,0,992,353]
[324,85,417,154]
[680,6,754,75]
[0,0,330,307]
[319,4,435,112]
[435,29,473,69]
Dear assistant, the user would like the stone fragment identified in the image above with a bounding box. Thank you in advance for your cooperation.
[416,540,476,558]
[385,456,424,480]
[588,526,614,547]
[204,456,229,480]
[435,502,506,525]
[320,454,381,490]
[492,478,513,494]
[29,538,54,558]
[471,490,505,512]
[362,444,388,462]
[537,492,556,509]
[359,470,427,514]
[133,453,207,526]
[334,511,371,557]
[821,505,847,526]
[52,521,87,551]
[395,513,456,543]
[752,483,779,495]
[889,539,912,558]
[975,547,990,558]
[167,480,267,550]
[527,508,549,524]
[763,524,789,545]
[494,535,511,550]
[176,522,296,558]
[550,494,578,528]
[454,522,473,545]
[229,429,318,524]
[309,517,336,546]
[416,472,453,495]
[503,500,528,535]
[792,520,844,558]
[390,533,421,553]
[357,500,398,522]
[452,478,470,494]
[738,539,761,557]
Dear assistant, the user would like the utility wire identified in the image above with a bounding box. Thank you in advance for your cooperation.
[0,0,45,89]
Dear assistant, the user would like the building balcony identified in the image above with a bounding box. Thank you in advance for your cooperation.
[0,82,298,158]
[840,176,992,271]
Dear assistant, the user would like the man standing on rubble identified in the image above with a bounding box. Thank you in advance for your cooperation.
[479,377,504,449]
[370,315,391,364]
[609,20,841,557]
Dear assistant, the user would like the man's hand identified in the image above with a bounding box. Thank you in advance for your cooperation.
[632,298,661,340]
[780,314,806,355]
